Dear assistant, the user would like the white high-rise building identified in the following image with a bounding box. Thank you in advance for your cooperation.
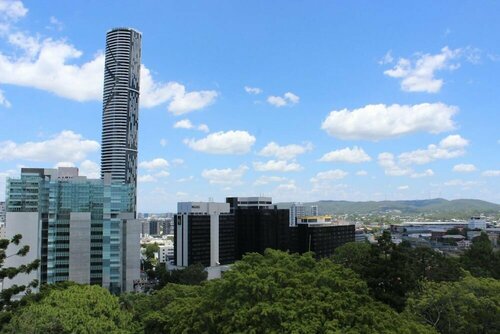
[289,203,306,226]
[311,205,319,216]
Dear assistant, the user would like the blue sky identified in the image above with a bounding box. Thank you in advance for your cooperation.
[0,0,499,212]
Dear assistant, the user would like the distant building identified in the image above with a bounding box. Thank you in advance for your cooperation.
[174,202,235,267]
[174,198,355,268]
[310,205,319,216]
[149,219,160,235]
[4,167,140,293]
[468,216,486,230]
[0,201,5,223]
[289,202,306,226]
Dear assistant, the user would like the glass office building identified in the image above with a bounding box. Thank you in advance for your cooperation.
[5,167,138,293]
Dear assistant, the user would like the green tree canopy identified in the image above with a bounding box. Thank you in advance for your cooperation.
[2,285,135,334]
[138,249,434,334]
[460,232,500,279]
[405,275,500,334]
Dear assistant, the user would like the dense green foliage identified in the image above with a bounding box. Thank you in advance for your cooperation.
[1,231,499,334]
[131,250,434,333]
[332,233,464,311]
[460,232,500,279]
[155,262,207,288]
[2,285,135,334]
[0,234,40,309]
[405,275,500,334]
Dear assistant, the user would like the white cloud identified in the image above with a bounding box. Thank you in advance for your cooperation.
[154,170,170,178]
[379,135,468,177]
[410,169,434,178]
[398,185,409,190]
[202,165,248,185]
[310,169,348,183]
[482,170,500,177]
[0,0,27,21]
[453,164,477,173]
[319,146,371,163]
[54,161,75,168]
[321,103,457,140]
[356,170,368,176]
[258,141,312,160]
[0,130,99,162]
[138,175,156,183]
[253,160,302,172]
[267,92,300,107]
[378,152,412,176]
[378,50,393,65]
[184,130,256,155]
[244,86,262,95]
[173,119,209,133]
[139,158,169,170]
[0,89,11,107]
[398,135,468,165]
[197,124,209,133]
[253,175,287,186]
[159,139,168,147]
[173,119,194,129]
[79,160,100,179]
[384,47,460,93]
[167,90,218,115]
[0,30,217,113]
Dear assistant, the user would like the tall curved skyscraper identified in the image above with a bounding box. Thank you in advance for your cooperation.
[101,27,141,213]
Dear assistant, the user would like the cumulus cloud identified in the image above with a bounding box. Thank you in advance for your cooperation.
[244,86,262,95]
[139,158,169,170]
[176,175,194,183]
[310,169,348,183]
[384,47,460,93]
[172,158,184,166]
[453,163,477,173]
[0,29,217,113]
[267,92,300,107]
[319,146,371,163]
[202,165,248,185]
[79,160,100,179]
[444,179,481,187]
[258,141,312,160]
[184,130,256,154]
[321,103,457,140]
[276,180,297,191]
[0,0,27,21]
[0,130,99,162]
[482,170,500,177]
[398,185,409,190]
[356,170,368,176]
[253,175,287,186]
[159,139,168,147]
[410,169,434,178]
[398,135,468,165]
[173,119,209,132]
[378,135,468,177]
[253,160,302,172]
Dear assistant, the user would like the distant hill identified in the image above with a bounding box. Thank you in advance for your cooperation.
[276,198,500,216]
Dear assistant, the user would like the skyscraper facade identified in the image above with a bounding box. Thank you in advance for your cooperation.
[101,27,141,213]
[4,167,140,293]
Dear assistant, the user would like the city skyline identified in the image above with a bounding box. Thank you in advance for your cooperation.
[0,1,499,212]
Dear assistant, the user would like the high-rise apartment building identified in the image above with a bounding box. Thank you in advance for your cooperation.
[101,27,141,213]
[289,202,306,226]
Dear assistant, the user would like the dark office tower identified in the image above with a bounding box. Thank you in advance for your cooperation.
[101,27,141,213]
